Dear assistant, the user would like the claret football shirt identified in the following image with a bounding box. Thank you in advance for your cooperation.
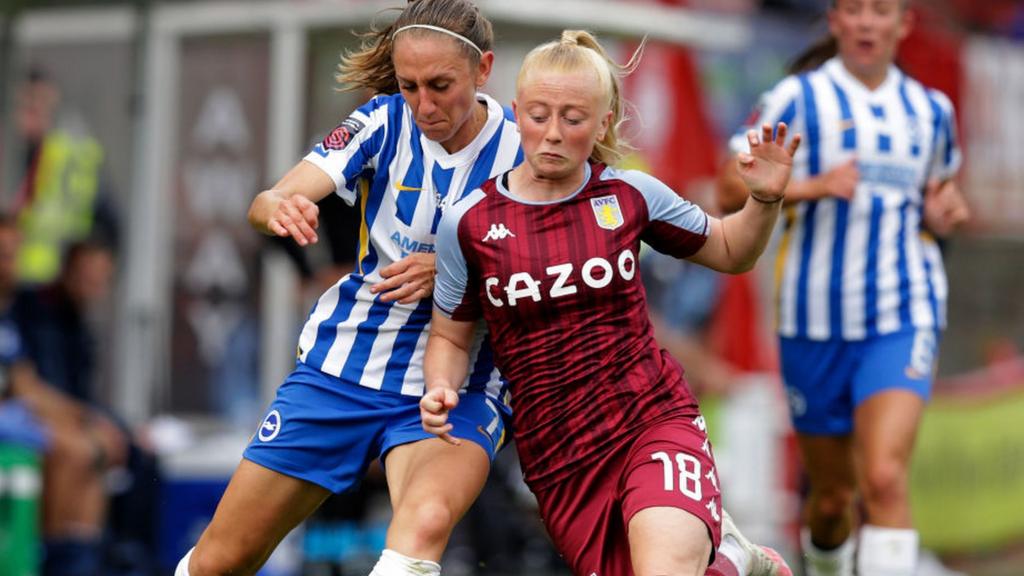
[435,162,710,488]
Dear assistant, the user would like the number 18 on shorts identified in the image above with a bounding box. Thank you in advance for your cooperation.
[625,416,723,550]
[534,415,724,576]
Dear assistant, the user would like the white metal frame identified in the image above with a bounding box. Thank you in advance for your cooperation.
[14,6,137,44]
[149,0,750,49]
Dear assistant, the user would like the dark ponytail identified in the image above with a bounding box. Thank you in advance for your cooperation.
[336,0,493,95]
[787,35,838,75]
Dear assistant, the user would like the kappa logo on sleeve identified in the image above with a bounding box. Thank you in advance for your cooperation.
[321,117,366,151]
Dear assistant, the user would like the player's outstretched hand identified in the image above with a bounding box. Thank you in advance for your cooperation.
[267,194,320,246]
[372,253,436,304]
[420,387,461,446]
[737,122,801,203]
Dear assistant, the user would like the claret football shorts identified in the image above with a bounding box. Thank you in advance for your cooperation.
[532,416,722,576]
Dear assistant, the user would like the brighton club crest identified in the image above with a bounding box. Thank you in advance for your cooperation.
[591,195,624,230]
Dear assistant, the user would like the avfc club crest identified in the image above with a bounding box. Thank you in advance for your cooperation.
[591,195,624,230]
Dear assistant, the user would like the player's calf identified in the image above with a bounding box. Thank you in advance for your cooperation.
[183,540,271,576]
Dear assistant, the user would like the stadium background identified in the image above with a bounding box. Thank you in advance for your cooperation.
[0,0,1022,574]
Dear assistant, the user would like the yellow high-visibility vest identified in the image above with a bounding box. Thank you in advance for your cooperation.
[17,131,104,283]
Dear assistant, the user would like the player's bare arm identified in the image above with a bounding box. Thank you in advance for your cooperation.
[370,253,437,304]
[11,362,88,425]
[248,160,335,246]
[691,122,800,273]
[775,157,858,204]
[421,312,476,445]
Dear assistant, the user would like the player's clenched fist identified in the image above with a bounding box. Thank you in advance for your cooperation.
[371,252,437,304]
[266,192,320,246]
[923,178,970,237]
[420,387,461,446]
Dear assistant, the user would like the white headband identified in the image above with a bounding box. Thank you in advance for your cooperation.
[392,24,483,57]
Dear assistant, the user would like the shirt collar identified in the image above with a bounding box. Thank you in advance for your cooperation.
[823,56,902,101]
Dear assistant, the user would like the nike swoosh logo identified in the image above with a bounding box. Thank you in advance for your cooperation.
[395,184,422,192]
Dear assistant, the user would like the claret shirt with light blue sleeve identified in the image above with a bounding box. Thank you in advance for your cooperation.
[432,163,709,489]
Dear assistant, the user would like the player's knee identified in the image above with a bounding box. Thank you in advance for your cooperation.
[47,430,98,475]
[91,422,129,468]
[809,484,856,523]
[860,458,908,507]
[406,499,456,546]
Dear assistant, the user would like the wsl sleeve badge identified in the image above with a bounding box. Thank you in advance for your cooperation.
[315,116,366,155]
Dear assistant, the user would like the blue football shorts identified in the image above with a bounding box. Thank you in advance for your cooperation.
[779,329,940,435]
[242,362,508,493]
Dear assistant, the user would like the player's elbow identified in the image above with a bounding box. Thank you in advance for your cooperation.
[708,241,758,274]
[729,258,757,274]
[718,256,756,275]
[699,256,753,275]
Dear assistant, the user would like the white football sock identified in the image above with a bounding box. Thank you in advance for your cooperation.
[717,534,751,575]
[368,548,442,576]
[174,547,193,576]
[857,525,918,576]
[802,528,854,576]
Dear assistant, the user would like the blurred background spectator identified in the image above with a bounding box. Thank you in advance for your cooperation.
[11,69,120,286]
[13,239,115,404]
[0,215,134,576]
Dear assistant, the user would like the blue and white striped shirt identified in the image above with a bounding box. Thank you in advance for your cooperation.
[299,92,522,396]
[731,57,961,341]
